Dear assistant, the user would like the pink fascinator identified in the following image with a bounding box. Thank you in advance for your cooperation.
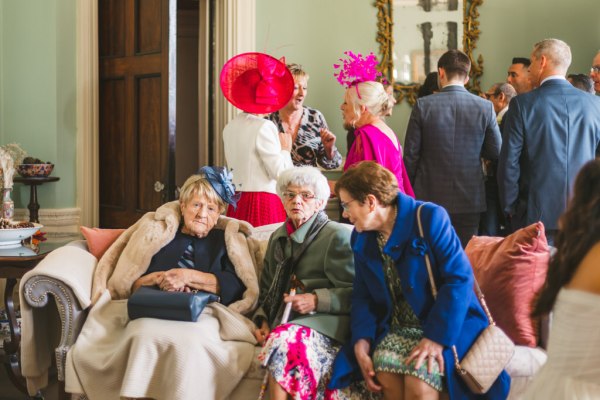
[333,51,382,88]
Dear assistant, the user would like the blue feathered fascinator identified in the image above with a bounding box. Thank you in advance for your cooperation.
[198,166,240,210]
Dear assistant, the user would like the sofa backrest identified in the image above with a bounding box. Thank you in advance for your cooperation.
[248,221,354,279]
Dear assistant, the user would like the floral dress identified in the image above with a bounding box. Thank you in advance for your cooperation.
[372,234,444,391]
[268,107,342,169]
[259,323,343,400]
[260,323,378,400]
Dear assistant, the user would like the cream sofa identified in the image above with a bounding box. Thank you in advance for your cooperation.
[20,223,547,400]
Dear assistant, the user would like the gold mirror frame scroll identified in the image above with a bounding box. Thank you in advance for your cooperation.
[375,0,484,106]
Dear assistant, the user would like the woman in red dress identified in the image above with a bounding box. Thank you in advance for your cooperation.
[220,52,295,227]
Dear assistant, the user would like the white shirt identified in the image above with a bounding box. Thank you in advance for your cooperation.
[497,106,508,123]
[223,113,293,194]
[540,75,567,86]
[441,82,464,89]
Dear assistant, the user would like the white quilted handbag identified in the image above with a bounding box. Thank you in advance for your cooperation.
[417,204,515,394]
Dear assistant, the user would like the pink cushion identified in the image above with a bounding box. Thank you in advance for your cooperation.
[80,226,126,260]
[465,222,550,347]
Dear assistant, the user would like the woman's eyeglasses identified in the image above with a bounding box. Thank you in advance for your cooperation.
[590,66,600,74]
[282,191,316,201]
[340,199,357,211]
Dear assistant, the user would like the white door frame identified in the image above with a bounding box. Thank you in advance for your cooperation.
[75,0,255,227]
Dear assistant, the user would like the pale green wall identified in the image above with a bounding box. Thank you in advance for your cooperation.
[256,0,389,170]
[256,0,600,168]
[0,0,76,209]
[0,0,597,210]
[477,0,600,90]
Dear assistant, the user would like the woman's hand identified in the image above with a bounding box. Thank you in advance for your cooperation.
[320,128,336,158]
[278,131,293,151]
[254,320,271,345]
[160,268,190,292]
[131,271,164,292]
[354,339,382,392]
[283,292,317,314]
[405,338,445,374]
[161,269,220,294]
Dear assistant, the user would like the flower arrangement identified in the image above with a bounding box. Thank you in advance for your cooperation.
[333,51,382,88]
[0,143,27,190]
[21,229,47,252]
[31,230,47,245]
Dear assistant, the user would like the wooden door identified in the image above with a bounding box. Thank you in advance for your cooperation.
[98,0,176,228]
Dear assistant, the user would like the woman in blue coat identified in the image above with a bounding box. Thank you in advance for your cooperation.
[328,161,510,399]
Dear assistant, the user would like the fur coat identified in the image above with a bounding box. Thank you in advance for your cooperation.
[91,201,262,316]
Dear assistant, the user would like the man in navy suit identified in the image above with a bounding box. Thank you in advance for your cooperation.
[498,38,600,244]
[404,50,502,248]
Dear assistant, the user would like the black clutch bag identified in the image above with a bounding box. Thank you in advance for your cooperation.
[127,286,220,322]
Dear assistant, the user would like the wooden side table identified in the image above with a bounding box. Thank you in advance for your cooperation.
[13,176,60,223]
[0,240,67,398]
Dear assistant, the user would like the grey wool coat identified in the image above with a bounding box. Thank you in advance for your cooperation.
[256,213,355,343]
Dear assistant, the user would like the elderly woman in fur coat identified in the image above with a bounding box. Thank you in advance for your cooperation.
[66,167,262,400]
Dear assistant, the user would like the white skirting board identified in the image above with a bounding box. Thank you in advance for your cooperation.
[13,208,81,239]
[12,204,340,237]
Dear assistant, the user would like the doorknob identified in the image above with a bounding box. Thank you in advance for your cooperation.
[154,181,165,192]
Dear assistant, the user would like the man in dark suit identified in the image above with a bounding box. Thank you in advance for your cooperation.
[480,83,517,237]
[404,50,502,248]
[498,38,600,245]
[484,82,517,134]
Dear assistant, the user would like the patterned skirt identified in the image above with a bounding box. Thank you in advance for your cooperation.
[259,324,361,400]
[372,326,444,391]
[372,233,444,391]
[226,191,286,227]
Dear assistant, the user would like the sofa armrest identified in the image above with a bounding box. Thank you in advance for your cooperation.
[19,244,97,395]
[22,276,88,381]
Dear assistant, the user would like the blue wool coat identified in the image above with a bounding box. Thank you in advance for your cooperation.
[328,193,510,399]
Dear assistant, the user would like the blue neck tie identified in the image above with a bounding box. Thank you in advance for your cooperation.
[177,242,195,269]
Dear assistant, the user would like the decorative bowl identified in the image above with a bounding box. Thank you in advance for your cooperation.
[17,163,54,178]
[0,222,42,248]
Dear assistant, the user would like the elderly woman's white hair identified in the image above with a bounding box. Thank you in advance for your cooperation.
[276,166,330,210]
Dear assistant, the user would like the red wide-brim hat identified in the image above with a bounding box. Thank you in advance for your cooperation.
[220,52,294,114]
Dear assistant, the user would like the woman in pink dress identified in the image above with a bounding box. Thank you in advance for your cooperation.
[335,52,414,197]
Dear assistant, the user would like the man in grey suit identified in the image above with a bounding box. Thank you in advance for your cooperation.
[498,38,600,244]
[404,50,502,248]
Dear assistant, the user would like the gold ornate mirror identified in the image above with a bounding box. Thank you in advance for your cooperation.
[375,0,484,105]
